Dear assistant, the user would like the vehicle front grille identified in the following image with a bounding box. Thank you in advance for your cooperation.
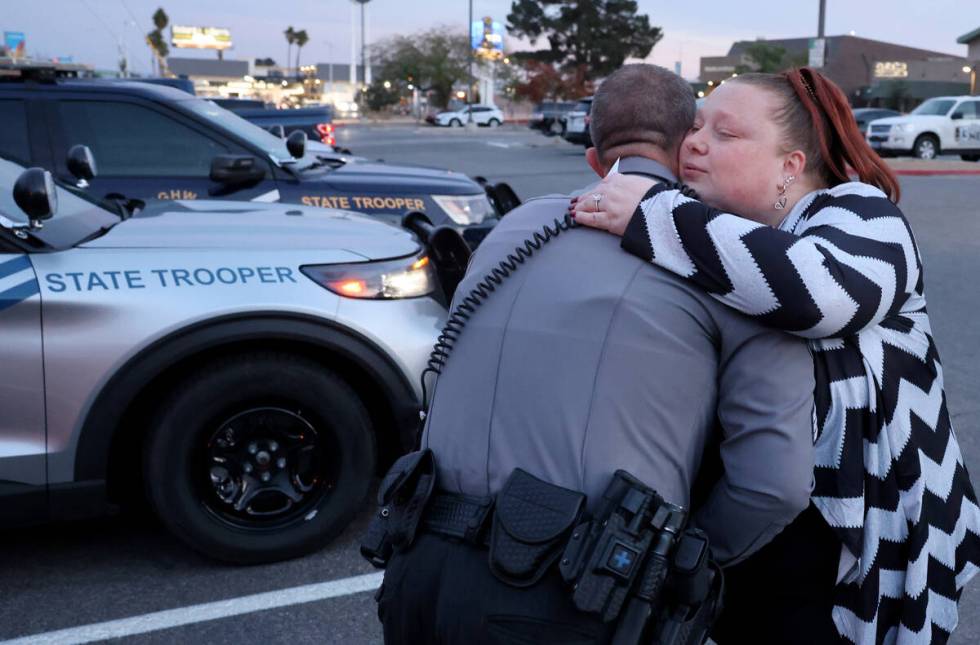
[870,124,892,134]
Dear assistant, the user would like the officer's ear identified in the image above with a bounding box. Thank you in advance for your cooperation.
[585,147,607,178]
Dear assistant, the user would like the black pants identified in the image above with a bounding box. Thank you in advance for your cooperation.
[377,532,615,644]
[711,504,847,645]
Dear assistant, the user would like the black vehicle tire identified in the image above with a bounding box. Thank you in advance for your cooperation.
[143,352,376,564]
[912,134,940,160]
[487,118,501,128]
[961,154,980,162]
[449,118,462,127]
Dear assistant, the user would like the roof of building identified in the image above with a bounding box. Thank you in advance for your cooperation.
[957,27,980,44]
[728,35,962,61]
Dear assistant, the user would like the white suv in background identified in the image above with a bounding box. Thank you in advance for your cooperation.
[866,96,980,161]
[433,105,504,127]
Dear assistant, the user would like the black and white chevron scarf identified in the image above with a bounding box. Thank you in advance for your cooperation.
[621,181,980,644]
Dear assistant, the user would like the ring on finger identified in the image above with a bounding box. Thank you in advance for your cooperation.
[592,193,603,212]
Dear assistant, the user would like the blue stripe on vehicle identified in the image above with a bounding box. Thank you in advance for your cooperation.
[0,255,31,280]
[0,278,40,312]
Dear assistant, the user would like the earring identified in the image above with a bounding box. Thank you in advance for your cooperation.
[774,175,796,210]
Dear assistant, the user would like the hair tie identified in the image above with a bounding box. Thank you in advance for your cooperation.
[798,73,818,101]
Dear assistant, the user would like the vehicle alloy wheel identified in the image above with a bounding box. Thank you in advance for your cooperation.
[450,118,462,127]
[913,135,939,160]
[144,353,375,563]
[488,118,501,128]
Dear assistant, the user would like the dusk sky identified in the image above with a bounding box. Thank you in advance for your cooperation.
[4,1,977,80]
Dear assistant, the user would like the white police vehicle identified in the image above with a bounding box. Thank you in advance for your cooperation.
[0,152,446,564]
[866,95,980,161]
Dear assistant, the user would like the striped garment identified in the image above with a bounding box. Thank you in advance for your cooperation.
[620,181,980,644]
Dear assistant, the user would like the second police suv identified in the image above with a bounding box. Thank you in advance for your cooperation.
[0,64,521,248]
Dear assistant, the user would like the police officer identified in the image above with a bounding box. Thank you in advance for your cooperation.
[373,65,816,644]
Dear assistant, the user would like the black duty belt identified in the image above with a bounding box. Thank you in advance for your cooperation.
[420,491,494,546]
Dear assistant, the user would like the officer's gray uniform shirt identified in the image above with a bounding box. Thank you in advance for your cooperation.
[422,157,816,565]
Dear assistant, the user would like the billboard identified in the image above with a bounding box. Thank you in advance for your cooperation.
[4,32,26,59]
[171,25,233,51]
[471,17,504,61]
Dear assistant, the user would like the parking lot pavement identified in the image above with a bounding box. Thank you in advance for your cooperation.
[3,124,979,645]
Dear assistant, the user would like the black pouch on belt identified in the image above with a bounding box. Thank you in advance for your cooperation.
[488,468,586,588]
[360,449,436,568]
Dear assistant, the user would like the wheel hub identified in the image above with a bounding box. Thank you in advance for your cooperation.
[203,407,330,526]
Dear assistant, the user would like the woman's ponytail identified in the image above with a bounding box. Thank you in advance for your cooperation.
[786,67,900,202]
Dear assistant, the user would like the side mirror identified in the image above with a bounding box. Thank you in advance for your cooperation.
[66,144,98,186]
[13,168,58,227]
[286,130,307,159]
[210,155,266,185]
[951,113,964,120]
[266,124,285,139]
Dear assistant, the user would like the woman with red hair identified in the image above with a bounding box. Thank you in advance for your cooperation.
[572,68,980,644]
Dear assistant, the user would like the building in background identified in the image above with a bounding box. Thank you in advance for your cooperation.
[699,35,969,108]
[959,27,980,95]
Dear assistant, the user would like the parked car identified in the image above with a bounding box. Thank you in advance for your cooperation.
[528,101,577,134]
[0,67,520,248]
[432,104,504,127]
[866,96,980,161]
[853,107,901,133]
[0,152,446,563]
[562,97,594,147]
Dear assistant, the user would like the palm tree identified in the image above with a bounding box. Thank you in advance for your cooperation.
[284,26,296,75]
[294,29,309,72]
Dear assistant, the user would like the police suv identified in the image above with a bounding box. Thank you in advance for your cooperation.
[0,153,446,564]
[866,95,980,161]
[0,64,519,248]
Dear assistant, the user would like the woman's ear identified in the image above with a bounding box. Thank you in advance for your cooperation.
[783,149,807,179]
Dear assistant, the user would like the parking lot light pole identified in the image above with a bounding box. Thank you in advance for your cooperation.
[467,0,476,128]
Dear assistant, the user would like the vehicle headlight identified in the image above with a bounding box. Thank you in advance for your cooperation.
[301,254,436,299]
[894,123,915,133]
[432,193,494,225]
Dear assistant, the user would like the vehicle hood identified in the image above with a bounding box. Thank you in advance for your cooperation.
[79,199,420,260]
[869,115,942,127]
[305,160,482,195]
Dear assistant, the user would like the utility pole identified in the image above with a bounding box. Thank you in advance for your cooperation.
[355,0,371,89]
[817,0,826,38]
[467,0,475,125]
[349,2,356,94]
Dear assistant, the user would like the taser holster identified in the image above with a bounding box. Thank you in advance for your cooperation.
[360,449,436,568]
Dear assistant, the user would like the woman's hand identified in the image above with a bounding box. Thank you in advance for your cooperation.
[569,174,658,236]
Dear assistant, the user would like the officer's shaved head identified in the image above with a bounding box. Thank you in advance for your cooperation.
[589,64,696,164]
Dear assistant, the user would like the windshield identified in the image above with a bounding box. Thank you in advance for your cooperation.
[911,99,955,116]
[177,98,317,170]
[0,157,109,224]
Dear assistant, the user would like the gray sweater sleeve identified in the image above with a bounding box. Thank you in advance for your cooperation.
[692,322,816,567]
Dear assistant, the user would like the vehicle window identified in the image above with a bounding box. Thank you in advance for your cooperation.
[953,101,979,120]
[57,101,228,177]
[0,101,31,165]
[910,99,956,116]
[473,107,490,113]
